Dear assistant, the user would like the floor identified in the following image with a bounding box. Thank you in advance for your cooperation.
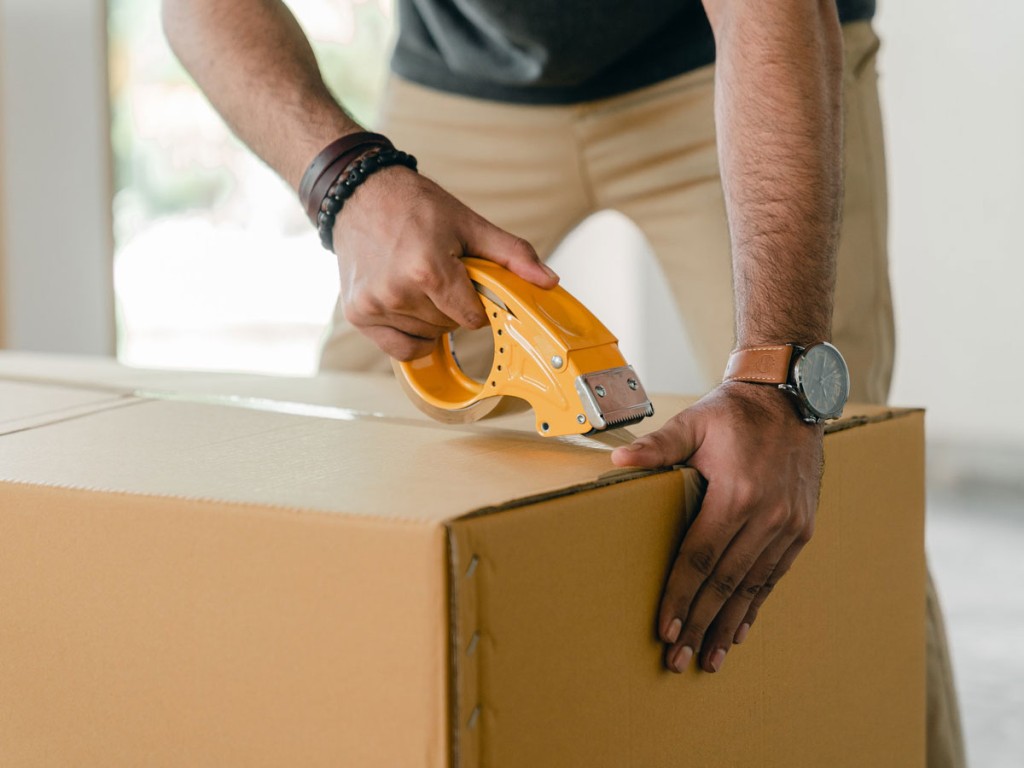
[927,485,1024,767]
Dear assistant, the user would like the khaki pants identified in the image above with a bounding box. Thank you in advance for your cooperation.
[321,21,966,767]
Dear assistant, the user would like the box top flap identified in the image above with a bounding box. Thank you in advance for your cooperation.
[0,379,137,437]
[0,352,428,419]
[0,394,644,524]
[0,354,917,524]
[0,351,909,434]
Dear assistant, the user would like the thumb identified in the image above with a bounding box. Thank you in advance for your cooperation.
[463,216,559,288]
[610,412,702,469]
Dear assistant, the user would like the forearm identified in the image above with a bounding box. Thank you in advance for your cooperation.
[704,0,843,346]
[162,0,360,190]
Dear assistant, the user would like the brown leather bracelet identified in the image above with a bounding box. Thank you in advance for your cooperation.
[298,132,393,223]
[317,148,418,252]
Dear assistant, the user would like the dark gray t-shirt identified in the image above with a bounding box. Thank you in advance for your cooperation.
[391,0,875,104]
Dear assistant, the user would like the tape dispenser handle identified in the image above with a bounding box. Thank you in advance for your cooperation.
[394,258,512,414]
[395,329,493,413]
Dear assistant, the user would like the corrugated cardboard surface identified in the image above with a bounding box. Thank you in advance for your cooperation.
[0,397,634,521]
[1,483,449,768]
[0,356,925,766]
[450,413,925,768]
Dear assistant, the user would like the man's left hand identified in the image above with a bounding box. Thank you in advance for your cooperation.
[610,381,824,674]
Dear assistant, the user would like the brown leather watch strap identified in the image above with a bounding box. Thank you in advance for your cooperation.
[723,345,796,385]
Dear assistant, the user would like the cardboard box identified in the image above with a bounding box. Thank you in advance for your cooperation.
[0,354,926,767]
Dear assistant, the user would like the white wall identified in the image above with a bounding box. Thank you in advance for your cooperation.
[876,2,1024,445]
[0,0,114,354]
[547,211,709,399]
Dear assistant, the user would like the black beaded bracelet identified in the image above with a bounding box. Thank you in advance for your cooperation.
[317,148,418,252]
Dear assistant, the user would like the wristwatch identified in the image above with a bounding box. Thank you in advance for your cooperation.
[723,342,850,424]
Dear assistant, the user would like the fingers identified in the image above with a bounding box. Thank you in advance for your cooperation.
[658,487,748,672]
[343,255,480,338]
[346,290,455,334]
[734,530,812,640]
[610,411,702,469]
[624,385,823,677]
[361,325,438,362]
[692,533,794,672]
[464,216,559,288]
[335,171,552,356]
[659,486,813,675]
[420,256,488,331]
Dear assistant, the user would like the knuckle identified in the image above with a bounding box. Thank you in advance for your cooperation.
[343,299,370,326]
[409,262,442,292]
[739,579,763,599]
[797,518,816,544]
[510,235,538,260]
[784,512,805,538]
[763,509,789,535]
[356,291,388,320]
[643,429,673,456]
[377,283,408,310]
[731,478,761,509]
[708,573,737,599]
[686,545,716,578]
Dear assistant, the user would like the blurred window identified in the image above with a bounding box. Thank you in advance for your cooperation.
[108,0,393,374]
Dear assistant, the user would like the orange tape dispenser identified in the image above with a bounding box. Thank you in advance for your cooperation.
[394,258,654,437]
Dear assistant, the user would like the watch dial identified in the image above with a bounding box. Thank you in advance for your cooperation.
[797,343,850,418]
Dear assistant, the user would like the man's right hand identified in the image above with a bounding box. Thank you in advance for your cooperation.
[332,165,558,361]
[164,0,556,352]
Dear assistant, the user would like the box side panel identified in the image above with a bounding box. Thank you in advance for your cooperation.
[452,414,925,767]
[0,483,449,768]
[449,470,699,768]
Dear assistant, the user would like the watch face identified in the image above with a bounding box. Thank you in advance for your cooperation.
[794,342,850,419]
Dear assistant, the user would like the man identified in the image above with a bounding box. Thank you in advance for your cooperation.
[163,1,964,764]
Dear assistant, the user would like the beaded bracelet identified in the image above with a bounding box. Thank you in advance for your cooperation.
[316,148,418,252]
[298,132,393,224]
